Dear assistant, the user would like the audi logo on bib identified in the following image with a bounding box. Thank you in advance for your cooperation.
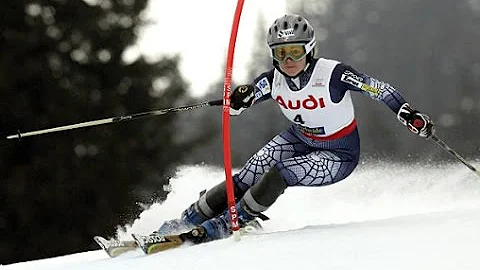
[276,95,326,110]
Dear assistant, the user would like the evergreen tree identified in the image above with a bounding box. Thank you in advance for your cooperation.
[0,0,195,263]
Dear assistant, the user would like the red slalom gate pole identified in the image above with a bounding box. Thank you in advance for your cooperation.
[222,0,245,241]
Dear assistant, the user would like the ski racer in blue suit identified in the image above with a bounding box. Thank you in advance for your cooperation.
[155,14,435,243]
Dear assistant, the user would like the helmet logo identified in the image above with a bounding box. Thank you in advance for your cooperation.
[277,28,295,40]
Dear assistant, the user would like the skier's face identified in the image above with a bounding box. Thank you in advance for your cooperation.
[278,57,307,77]
[271,43,308,77]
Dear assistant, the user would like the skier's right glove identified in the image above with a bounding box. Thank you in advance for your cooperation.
[230,84,255,116]
[397,103,435,138]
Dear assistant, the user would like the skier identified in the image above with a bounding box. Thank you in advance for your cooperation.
[139,14,434,248]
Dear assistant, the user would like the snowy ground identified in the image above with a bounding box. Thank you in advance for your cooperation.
[3,161,480,270]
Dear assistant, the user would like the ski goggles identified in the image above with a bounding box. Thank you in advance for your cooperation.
[271,44,307,62]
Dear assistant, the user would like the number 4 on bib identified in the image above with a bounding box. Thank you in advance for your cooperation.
[293,114,305,124]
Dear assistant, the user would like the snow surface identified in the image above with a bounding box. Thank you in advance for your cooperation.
[3,161,480,270]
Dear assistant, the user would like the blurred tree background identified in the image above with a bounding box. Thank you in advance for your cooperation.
[1,0,480,265]
[0,0,209,264]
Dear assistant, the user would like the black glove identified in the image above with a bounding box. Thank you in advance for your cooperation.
[397,103,435,138]
[230,84,255,115]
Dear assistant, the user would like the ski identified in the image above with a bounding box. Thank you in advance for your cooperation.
[132,232,187,255]
[131,219,264,255]
[95,218,265,257]
[93,236,138,258]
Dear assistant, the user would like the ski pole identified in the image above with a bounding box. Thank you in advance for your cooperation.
[6,99,223,140]
[430,134,480,178]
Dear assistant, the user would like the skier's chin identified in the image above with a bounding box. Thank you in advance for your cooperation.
[282,68,303,78]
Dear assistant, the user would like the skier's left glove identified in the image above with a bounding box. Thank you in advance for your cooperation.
[230,84,255,116]
[397,103,435,138]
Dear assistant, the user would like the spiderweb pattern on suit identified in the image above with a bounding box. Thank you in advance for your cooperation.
[234,128,350,189]
[235,132,306,190]
[278,150,342,186]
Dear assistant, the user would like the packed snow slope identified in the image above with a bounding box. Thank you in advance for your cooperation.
[3,161,480,270]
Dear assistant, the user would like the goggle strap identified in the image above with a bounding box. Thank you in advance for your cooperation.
[304,36,316,55]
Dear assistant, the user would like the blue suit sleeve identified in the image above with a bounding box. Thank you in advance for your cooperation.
[330,63,406,113]
[250,69,275,104]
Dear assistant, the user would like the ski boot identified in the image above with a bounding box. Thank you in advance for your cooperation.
[200,202,266,240]
[157,202,208,235]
